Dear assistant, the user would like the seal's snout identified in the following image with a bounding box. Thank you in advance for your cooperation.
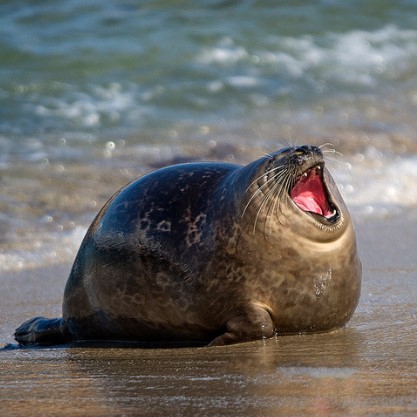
[291,145,324,167]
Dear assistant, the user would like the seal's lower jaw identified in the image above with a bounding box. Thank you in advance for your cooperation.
[290,164,339,224]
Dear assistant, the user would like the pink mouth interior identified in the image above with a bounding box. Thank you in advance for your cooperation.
[290,167,335,218]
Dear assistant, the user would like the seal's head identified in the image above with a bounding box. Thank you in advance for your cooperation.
[242,145,349,239]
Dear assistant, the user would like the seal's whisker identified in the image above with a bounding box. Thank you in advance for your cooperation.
[280,138,292,148]
[263,179,284,234]
[269,165,296,230]
[319,142,334,149]
[322,156,345,168]
[319,142,338,151]
[245,173,278,232]
[242,186,266,220]
[318,144,347,170]
[319,143,343,158]
[244,173,267,194]
[322,153,350,171]
[242,167,288,219]
[263,145,274,159]
[252,168,290,234]
[322,149,343,158]
[268,170,292,229]
[244,165,283,193]
[253,185,277,234]
[246,181,280,232]
[275,167,295,216]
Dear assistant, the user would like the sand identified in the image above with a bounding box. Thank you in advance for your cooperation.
[1,211,416,417]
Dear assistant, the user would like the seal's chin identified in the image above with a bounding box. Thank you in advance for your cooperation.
[290,164,338,223]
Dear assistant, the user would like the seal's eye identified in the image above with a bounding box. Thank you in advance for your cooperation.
[290,165,337,221]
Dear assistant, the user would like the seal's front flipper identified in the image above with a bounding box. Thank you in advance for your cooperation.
[208,303,275,346]
[14,317,71,347]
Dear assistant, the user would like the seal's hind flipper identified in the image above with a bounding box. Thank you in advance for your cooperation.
[14,317,71,346]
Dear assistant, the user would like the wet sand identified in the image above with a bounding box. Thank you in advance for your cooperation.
[1,212,416,417]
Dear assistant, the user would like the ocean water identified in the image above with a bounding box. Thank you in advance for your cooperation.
[1,0,417,271]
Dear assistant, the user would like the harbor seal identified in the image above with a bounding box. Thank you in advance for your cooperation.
[14,145,361,347]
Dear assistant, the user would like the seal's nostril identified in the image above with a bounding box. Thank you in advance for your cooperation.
[297,145,323,157]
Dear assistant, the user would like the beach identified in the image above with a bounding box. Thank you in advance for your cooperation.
[1,210,416,417]
[1,2,417,416]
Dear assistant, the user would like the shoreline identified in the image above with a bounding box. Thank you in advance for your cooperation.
[1,209,416,344]
[1,209,416,416]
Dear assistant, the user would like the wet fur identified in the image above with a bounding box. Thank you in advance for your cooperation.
[14,145,361,347]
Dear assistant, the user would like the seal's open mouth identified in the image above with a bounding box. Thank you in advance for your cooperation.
[290,165,338,221]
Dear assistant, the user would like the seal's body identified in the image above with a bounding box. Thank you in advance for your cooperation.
[15,146,361,346]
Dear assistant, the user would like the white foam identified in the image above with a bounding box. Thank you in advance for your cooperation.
[332,151,417,218]
[34,82,140,128]
[196,25,417,87]
[0,226,86,273]
[319,25,417,86]
[197,37,248,65]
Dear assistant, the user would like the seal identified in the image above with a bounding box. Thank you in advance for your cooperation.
[14,145,361,347]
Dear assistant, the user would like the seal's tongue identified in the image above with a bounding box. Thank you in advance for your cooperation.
[290,167,334,218]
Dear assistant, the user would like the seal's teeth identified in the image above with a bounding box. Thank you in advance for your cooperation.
[326,209,337,219]
[324,209,339,223]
